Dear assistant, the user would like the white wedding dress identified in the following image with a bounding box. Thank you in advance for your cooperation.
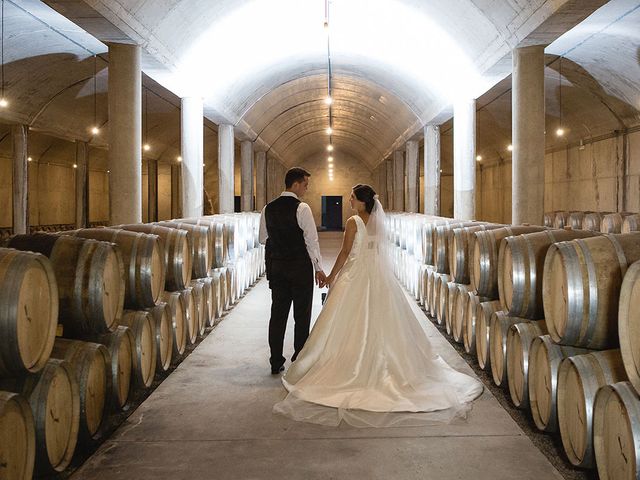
[273,201,483,427]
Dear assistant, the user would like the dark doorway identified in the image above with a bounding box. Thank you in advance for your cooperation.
[322,196,343,230]
[234,195,241,213]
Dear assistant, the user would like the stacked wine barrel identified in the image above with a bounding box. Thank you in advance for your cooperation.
[0,212,265,477]
[391,212,640,477]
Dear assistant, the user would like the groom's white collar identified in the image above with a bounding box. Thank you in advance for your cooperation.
[281,191,299,199]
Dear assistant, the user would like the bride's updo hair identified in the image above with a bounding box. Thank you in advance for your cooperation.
[352,184,377,214]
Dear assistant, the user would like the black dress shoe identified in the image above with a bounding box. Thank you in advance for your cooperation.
[271,365,285,375]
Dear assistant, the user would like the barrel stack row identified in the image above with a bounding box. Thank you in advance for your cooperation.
[544,210,640,234]
[389,212,640,479]
[0,211,264,478]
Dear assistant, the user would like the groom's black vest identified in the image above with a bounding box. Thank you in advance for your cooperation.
[264,195,309,263]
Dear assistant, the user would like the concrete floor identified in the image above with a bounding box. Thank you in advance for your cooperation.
[72,232,563,480]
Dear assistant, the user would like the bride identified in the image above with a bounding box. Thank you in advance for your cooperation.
[274,184,483,427]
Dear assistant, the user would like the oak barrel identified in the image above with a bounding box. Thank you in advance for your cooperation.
[0,248,58,376]
[95,326,134,410]
[449,224,502,284]
[569,212,586,230]
[463,296,494,355]
[622,214,640,233]
[528,335,590,432]
[505,320,547,409]
[180,287,198,345]
[489,313,528,387]
[543,233,640,348]
[119,311,156,389]
[0,391,35,480]
[557,349,627,468]
[156,221,210,279]
[190,280,207,337]
[199,277,216,327]
[451,284,471,343]
[601,213,630,234]
[554,211,571,229]
[146,302,172,373]
[617,260,640,395]
[50,339,110,442]
[583,212,607,232]
[594,381,640,480]
[161,291,187,358]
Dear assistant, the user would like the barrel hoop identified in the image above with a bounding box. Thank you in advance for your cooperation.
[604,234,629,278]
[556,241,584,344]
[575,239,600,346]
[509,236,526,315]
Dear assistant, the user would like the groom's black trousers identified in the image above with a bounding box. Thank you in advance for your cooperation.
[267,257,314,368]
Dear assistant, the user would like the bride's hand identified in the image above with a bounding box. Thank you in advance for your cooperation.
[325,273,336,287]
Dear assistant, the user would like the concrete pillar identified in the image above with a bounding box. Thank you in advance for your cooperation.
[512,46,545,225]
[147,159,158,222]
[108,43,141,225]
[453,98,476,220]
[406,140,419,213]
[12,125,28,234]
[255,151,267,210]
[171,165,182,219]
[181,97,204,218]
[385,159,394,211]
[75,140,89,228]
[393,151,404,211]
[266,156,280,203]
[241,140,254,211]
[218,124,235,213]
[424,125,441,216]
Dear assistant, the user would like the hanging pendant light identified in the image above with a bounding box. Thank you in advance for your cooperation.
[143,87,150,151]
[556,56,565,137]
[0,0,8,108]
[91,54,100,135]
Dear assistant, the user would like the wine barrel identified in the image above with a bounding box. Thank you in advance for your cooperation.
[119,224,192,291]
[49,339,110,443]
[554,211,571,229]
[617,260,640,395]
[451,284,471,343]
[449,224,503,284]
[119,311,156,388]
[0,391,35,480]
[180,287,198,345]
[422,220,452,266]
[600,213,630,234]
[0,359,79,474]
[594,381,640,480]
[209,271,223,320]
[506,320,547,409]
[557,349,627,468]
[0,248,58,376]
[217,268,229,312]
[199,277,216,327]
[434,222,478,274]
[543,212,556,228]
[498,229,597,319]
[7,234,124,336]
[489,313,528,387]
[463,295,493,355]
[569,212,586,230]
[543,233,640,348]
[95,326,134,410]
[528,335,590,432]
[423,268,436,315]
[443,282,458,335]
[146,303,172,373]
[70,228,165,309]
[226,266,237,305]
[622,214,640,233]
[190,281,207,337]
[161,292,187,358]
[583,212,607,232]
[437,278,453,329]
[472,226,546,299]
[213,221,227,268]
[418,265,428,307]
[156,221,211,279]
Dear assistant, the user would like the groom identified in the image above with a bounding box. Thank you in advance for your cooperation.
[259,167,327,374]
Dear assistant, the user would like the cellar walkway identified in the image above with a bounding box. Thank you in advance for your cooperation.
[72,232,562,480]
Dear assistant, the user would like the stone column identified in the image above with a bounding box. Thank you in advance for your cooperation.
[108,43,141,225]
[385,159,394,211]
[181,97,204,218]
[406,140,419,213]
[393,150,405,212]
[147,159,158,222]
[218,124,235,213]
[255,151,267,210]
[240,140,254,211]
[512,46,545,225]
[12,125,28,234]
[453,98,476,220]
[171,164,182,219]
[266,156,279,203]
[75,140,89,228]
[424,125,441,216]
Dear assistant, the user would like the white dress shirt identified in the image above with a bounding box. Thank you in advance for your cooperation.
[259,192,324,272]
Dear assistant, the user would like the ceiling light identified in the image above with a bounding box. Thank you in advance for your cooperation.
[556,128,565,137]
[324,96,333,105]
[507,145,513,152]
[328,156,333,162]
[326,127,333,135]
[73,164,78,169]
[143,144,151,151]
[91,126,100,135]
[27,156,32,162]
[177,156,182,162]
[0,98,7,108]
[476,155,482,161]
[202,163,205,167]
[327,145,334,152]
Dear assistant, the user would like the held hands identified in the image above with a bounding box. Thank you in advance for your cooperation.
[315,270,327,287]
[318,273,335,289]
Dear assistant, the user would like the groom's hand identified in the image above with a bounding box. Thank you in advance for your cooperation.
[315,271,327,287]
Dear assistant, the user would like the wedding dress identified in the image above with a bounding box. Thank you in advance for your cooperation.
[273,199,483,427]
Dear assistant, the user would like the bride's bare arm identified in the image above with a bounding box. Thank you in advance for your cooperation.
[325,217,357,286]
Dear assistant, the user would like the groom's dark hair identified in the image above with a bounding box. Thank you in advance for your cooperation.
[285,167,311,188]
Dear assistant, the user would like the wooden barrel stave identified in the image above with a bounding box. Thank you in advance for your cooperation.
[189,281,207,337]
[119,311,157,389]
[146,303,173,373]
[463,295,492,354]
[161,291,187,359]
[622,214,640,234]
[94,326,134,410]
[489,313,528,386]
[156,221,211,279]
[180,287,198,345]
[0,391,35,480]
[451,284,471,343]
